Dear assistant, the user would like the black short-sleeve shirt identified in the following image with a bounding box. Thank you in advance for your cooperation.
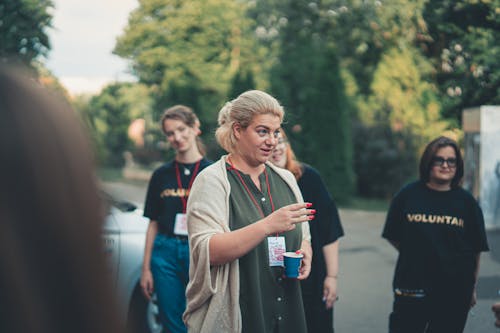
[143,158,212,235]
[297,164,344,297]
[382,181,489,292]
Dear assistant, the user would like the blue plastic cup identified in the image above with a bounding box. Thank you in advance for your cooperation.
[283,252,303,278]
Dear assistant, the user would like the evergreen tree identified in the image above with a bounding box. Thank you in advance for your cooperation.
[228,69,256,99]
[270,2,355,202]
[303,45,355,202]
[88,84,133,167]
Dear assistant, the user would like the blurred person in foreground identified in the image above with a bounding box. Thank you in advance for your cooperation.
[271,129,344,333]
[141,105,211,333]
[0,66,122,332]
[183,90,313,333]
[382,136,489,333]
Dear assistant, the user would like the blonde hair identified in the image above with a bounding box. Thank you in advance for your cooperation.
[215,90,284,153]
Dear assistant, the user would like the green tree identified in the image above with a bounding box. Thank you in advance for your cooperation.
[354,123,417,198]
[228,68,256,99]
[114,0,266,133]
[302,45,355,202]
[78,82,160,167]
[422,0,500,122]
[355,45,450,197]
[269,1,355,202]
[0,0,53,66]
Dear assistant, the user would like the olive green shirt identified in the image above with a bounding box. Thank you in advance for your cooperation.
[227,164,307,333]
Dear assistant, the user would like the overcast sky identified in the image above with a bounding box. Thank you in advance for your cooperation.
[45,0,138,95]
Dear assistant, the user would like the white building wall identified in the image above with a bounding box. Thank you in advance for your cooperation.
[479,106,500,229]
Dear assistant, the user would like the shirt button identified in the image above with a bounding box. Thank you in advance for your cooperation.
[277,277,283,283]
[261,197,266,202]
[277,316,282,321]
[277,297,282,302]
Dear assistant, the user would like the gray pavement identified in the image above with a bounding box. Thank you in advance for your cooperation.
[103,181,500,332]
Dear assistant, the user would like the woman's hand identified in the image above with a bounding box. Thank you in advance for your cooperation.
[323,276,338,309]
[492,302,500,328]
[263,202,315,235]
[470,288,477,308]
[297,240,312,280]
[140,269,154,300]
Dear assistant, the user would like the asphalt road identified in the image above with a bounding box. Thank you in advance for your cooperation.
[103,181,500,333]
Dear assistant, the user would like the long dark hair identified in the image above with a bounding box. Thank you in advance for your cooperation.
[419,136,464,188]
[0,66,122,333]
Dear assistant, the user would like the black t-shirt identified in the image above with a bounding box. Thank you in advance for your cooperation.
[298,164,344,297]
[143,158,212,235]
[382,181,489,293]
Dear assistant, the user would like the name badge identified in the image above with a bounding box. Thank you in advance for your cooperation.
[267,236,286,266]
[173,213,188,236]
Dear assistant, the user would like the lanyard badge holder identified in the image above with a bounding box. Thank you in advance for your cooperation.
[227,158,286,266]
[173,160,201,236]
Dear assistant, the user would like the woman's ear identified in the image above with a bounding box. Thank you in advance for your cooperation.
[232,122,242,140]
[194,120,202,136]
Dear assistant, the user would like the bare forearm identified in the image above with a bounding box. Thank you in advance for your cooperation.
[323,240,339,277]
[208,202,314,265]
[209,220,269,265]
[142,220,158,271]
[474,253,481,283]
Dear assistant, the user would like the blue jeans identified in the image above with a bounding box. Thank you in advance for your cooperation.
[151,234,189,333]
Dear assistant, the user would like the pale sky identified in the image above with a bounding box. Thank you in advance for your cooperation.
[46,0,138,95]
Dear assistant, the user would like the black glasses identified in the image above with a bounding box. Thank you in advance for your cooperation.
[431,156,457,168]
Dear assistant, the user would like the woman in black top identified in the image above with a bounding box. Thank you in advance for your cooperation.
[142,105,211,333]
[382,136,489,333]
[271,130,344,333]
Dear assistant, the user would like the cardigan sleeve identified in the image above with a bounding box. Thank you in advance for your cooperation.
[183,159,241,333]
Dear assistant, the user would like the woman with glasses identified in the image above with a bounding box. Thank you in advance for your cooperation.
[271,130,344,333]
[183,90,313,333]
[382,136,489,333]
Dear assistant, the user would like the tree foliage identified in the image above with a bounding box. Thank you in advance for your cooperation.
[422,0,500,122]
[100,0,498,199]
[228,68,256,99]
[114,0,267,128]
[354,44,451,197]
[80,83,154,167]
[267,1,355,202]
[0,0,53,66]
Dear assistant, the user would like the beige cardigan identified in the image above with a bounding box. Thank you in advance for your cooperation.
[183,156,311,333]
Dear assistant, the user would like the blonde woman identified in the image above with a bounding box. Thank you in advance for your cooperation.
[184,90,313,333]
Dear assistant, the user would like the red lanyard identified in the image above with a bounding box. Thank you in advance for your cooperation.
[175,159,201,213]
[227,158,275,218]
